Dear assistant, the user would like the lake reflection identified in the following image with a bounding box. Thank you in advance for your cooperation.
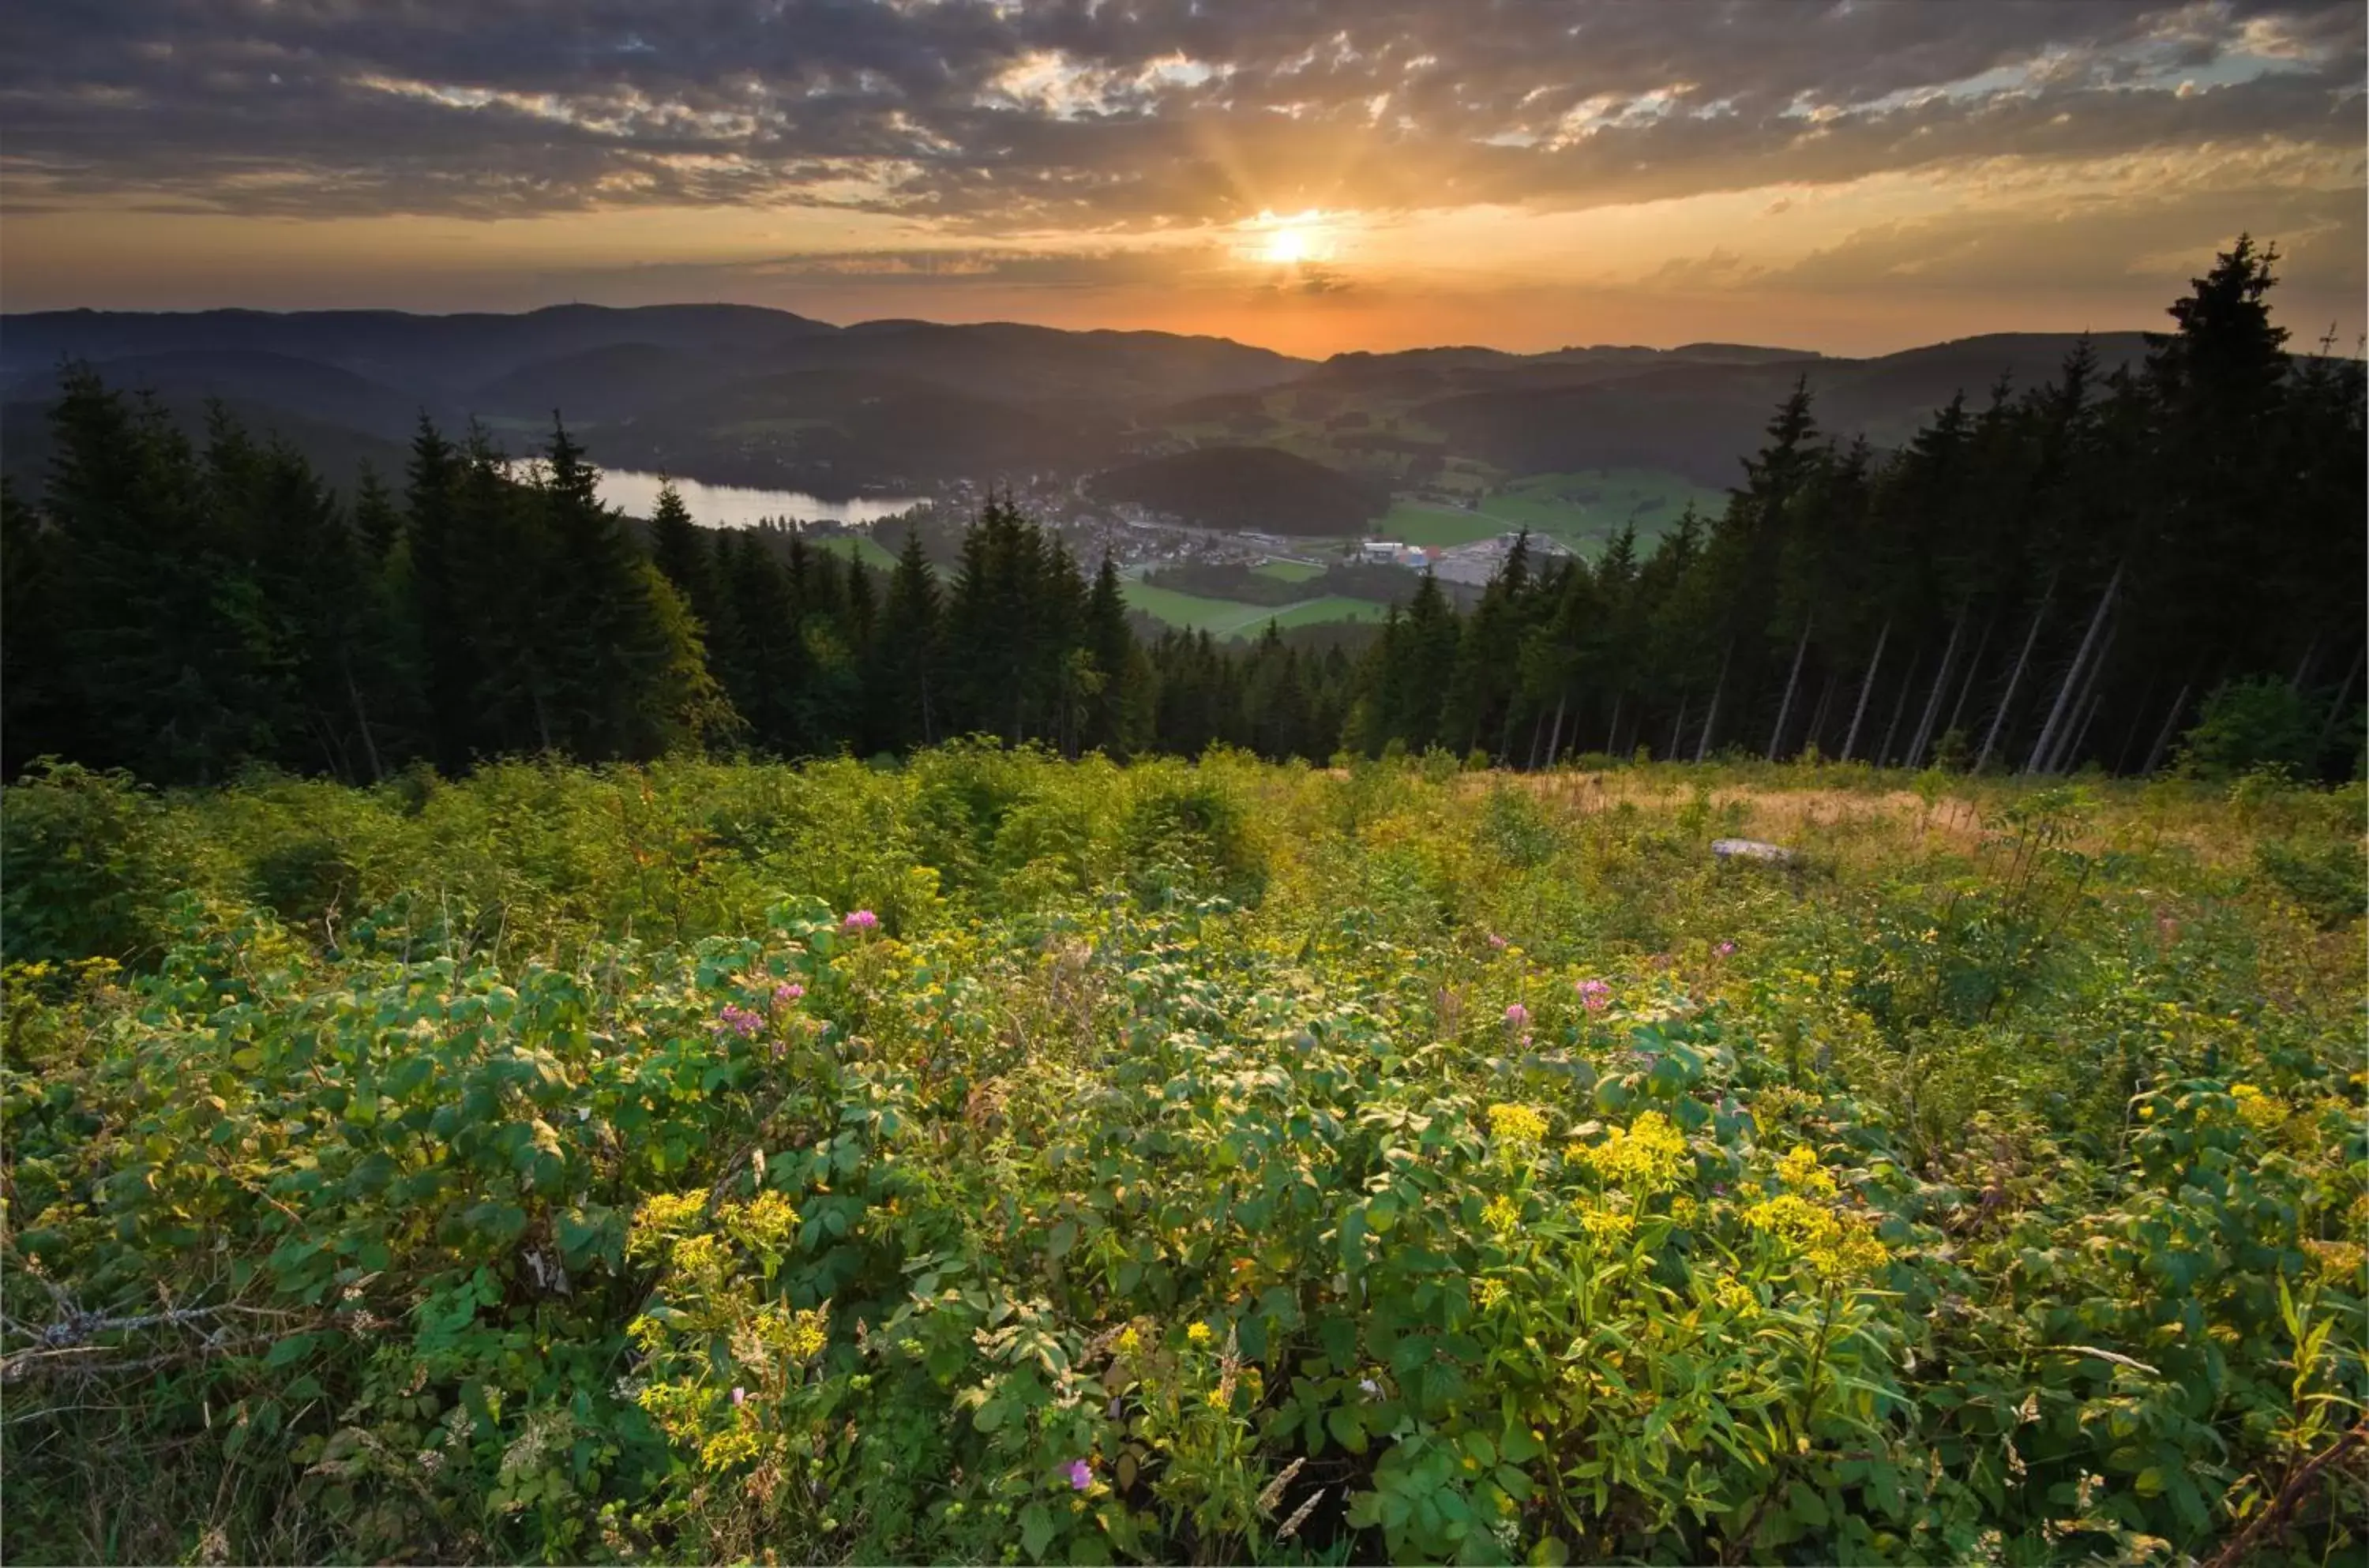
[595,470,926,527]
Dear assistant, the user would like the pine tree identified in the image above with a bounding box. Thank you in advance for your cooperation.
[876,528,944,749]
[244,442,406,778]
[404,415,484,771]
[1083,553,1137,756]
[715,530,807,755]
[353,461,403,563]
[45,370,260,781]
[534,418,708,760]
[648,479,721,631]
[454,423,559,755]
[0,475,65,776]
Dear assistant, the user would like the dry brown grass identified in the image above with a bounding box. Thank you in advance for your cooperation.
[1450,766,2343,872]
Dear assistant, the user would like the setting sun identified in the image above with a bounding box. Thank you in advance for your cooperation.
[1262,229,1312,266]
[1241,210,1338,272]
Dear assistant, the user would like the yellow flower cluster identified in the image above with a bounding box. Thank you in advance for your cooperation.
[1579,1111,1690,1191]
[788,1306,831,1360]
[721,1191,800,1255]
[1114,1325,1143,1356]
[1474,1277,1508,1310]
[745,1300,831,1361]
[1187,1322,1213,1345]
[1481,1193,1522,1236]
[2230,1083,2286,1132]
[628,1190,708,1259]
[1776,1144,1838,1198]
[1667,1195,1700,1229]
[1576,1203,1635,1244]
[1742,1193,1887,1278]
[668,1232,731,1286]
[699,1427,762,1472]
[1712,1276,1759,1316]
[635,1379,708,1442]
[1488,1102,1549,1150]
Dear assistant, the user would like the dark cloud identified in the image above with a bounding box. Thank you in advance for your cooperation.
[0,0,2359,223]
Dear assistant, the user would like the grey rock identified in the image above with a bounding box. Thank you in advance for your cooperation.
[1711,838,1796,863]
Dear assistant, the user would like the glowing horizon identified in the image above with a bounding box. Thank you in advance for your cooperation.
[2,2,2361,358]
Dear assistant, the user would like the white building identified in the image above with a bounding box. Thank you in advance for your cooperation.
[1432,531,1573,587]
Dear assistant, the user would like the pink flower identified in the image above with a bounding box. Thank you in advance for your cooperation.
[774,982,805,1006]
[843,910,879,932]
[716,1003,764,1037]
[1576,979,1612,1013]
[730,1386,746,1406]
[1487,933,1509,951]
[1503,1003,1530,1028]
[1716,941,1737,958]
[1067,1459,1093,1491]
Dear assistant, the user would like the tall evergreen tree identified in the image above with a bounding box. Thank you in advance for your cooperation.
[647,478,721,632]
[404,415,484,771]
[875,528,944,750]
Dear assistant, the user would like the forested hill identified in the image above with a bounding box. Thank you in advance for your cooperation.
[4,237,2361,790]
[1087,446,1387,535]
[5,302,2164,501]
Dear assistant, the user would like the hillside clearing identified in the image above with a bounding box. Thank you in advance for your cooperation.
[1123,580,1390,637]
[3,751,2360,1565]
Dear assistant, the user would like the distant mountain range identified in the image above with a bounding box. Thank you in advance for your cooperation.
[1,302,2154,513]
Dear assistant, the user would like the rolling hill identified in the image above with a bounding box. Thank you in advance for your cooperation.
[0,302,2170,514]
[0,303,839,395]
[1088,446,1386,535]
[467,343,726,426]
[4,349,441,441]
[603,368,1127,491]
[1410,332,2154,484]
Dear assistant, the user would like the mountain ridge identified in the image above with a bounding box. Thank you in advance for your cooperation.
[1,304,2164,507]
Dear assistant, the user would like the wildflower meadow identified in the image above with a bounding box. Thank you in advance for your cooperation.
[1,745,2362,1564]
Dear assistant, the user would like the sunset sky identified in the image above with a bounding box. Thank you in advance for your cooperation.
[3,0,2362,358]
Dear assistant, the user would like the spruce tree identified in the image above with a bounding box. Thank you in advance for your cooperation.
[46,370,257,781]
[876,528,944,749]
[0,476,64,776]
[648,478,721,632]
[535,418,704,760]
[404,415,484,770]
[353,460,404,563]
[1083,553,1137,756]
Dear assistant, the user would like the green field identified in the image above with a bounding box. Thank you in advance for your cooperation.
[809,533,901,570]
[1254,595,1393,632]
[1482,469,1728,548]
[1251,557,1326,583]
[1124,580,1388,637]
[1378,469,1729,558]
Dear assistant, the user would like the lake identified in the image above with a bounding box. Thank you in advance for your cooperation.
[594,470,927,528]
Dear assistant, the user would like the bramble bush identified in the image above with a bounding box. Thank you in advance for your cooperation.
[2,746,2361,1564]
